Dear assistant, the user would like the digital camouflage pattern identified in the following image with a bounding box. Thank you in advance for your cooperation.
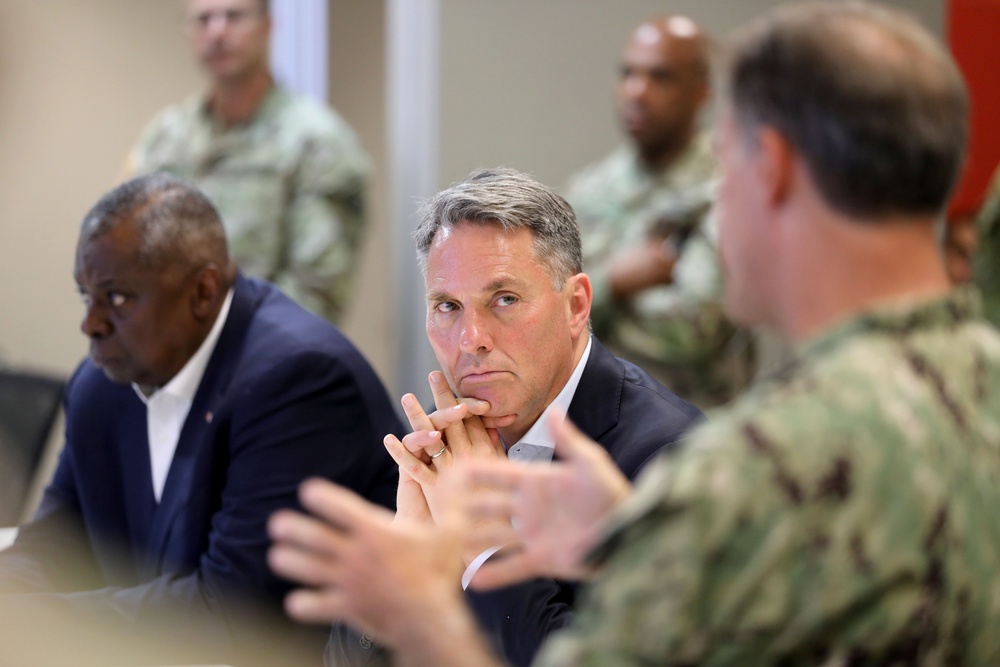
[566,132,753,409]
[535,288,1000,666]
[974,165,1000,328]
[126,86,370,324]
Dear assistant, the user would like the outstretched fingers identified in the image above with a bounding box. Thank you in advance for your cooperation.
[467,549,539,591]
[297,477,394,529]
[283,586,352,624]
[549,413,632,509]
[268,510,347,586]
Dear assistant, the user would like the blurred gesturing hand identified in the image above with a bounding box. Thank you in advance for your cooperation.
[385,371,507,529]
[455,413,633,589]
[267,478,466,642]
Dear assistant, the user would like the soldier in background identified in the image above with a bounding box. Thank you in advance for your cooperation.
[125,0,370,323]
[566,15,753,409]
[268,3,1000,665]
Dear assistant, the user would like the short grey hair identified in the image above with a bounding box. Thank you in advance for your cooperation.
[79,173,229,274]
[722,1,968,219]
[414,167,583,288]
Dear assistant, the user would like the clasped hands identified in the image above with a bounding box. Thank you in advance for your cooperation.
[266,371,631,647]
[384,371,511,538]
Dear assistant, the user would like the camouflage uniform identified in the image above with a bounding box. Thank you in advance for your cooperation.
[536,288,1000,666]
[127,86,370,323]
[566,132,753,409]
[974,165,1000,327]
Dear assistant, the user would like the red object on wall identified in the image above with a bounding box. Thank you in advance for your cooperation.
[947,0,1000,219]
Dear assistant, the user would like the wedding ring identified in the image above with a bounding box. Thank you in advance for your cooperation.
[430,444,448,459]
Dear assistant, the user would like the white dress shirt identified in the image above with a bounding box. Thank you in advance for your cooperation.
[462,336,593,589]
[132,289,234,502]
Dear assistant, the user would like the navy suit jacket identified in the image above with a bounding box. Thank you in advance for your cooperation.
[327,337,701,667]
[0,275,402,664]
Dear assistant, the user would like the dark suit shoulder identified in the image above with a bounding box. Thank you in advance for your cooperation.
[618,356,704,428]
[221,277,401,435]
[571,339,702,480]
[239,279,382,373]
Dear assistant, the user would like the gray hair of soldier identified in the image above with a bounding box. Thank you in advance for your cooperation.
[413,167,583,289]
[722,1,968,219]
[79,173,230,275]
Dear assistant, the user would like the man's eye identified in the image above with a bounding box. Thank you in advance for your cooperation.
[496,295,517,307]
[109,293,127,308]
[78,290,92,307]
[226,9,250,23]
[435,302,457,313]
[650,69,676,83]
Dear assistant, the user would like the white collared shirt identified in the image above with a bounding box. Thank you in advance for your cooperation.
[462,336,593,588]
[132,289,234,502]
[506,336,592,463]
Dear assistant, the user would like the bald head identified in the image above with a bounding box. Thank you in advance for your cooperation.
[636,17,710,78]
[618,15,711,169]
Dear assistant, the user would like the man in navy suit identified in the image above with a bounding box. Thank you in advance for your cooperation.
[270,168,702,666]
[0,173,401,665]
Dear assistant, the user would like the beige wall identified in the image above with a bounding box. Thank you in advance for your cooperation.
[328,0,394,388]
[0,1,199,376]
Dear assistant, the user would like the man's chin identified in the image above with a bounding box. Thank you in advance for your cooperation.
[481,413,518,429]
[93,361,133,386]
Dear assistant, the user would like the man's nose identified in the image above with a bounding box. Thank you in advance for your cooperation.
[202,11,231,38]
[80,302,111,339]
[458,311,494,355]
[623,73,649,101]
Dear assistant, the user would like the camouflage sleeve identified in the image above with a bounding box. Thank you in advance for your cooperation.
[579,217,627,340]
[566,170,626,339]
[580,200,739,362]
[580,207,725,351]
[626,216,733,365]
[532,420,780,666]
[276,128,372,324]
[532,403,937,666]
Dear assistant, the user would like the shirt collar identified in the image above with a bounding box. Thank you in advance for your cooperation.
[132,288,235,405]
[513,336,593,450]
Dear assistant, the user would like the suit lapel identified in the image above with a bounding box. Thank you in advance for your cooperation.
[115,391,158,572]
[144,274,259,574]
[566,338,623,444]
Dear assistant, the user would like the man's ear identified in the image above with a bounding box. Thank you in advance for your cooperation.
[565,273,593,337]
[755,126,795,207]
[190,264,224,320]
